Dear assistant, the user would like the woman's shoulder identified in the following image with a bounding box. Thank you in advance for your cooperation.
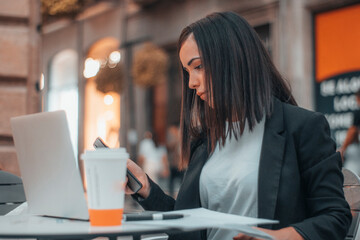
[276,99,328,131]
[280,99,324,119]
[281,99,315,115]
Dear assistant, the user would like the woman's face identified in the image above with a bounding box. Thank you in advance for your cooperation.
[179,34,208,103]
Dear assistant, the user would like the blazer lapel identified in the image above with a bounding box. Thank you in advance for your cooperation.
[258,99,286,224]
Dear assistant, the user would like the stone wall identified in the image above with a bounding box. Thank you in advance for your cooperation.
[0,0,41,176]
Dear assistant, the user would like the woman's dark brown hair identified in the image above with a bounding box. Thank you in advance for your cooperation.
[178,11,296,168]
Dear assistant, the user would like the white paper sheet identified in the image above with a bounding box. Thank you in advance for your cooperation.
[127,208,278,239]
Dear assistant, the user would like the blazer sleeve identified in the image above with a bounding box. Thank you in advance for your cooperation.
[291,112,352,239]
[132,176,176,211]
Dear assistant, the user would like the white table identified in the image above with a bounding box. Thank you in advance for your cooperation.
[1,205,277,240]
[0,215,180,240]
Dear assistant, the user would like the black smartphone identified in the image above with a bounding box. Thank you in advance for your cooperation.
[93,137,143,193]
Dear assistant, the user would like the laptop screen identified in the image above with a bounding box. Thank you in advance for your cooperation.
[10,110,89,220]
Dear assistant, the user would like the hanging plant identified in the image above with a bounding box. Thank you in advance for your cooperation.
[132,42,169,88]
[41,0,88,19]
[95,61,125,94]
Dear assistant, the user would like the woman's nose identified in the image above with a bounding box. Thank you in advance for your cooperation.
[188,74,199,89]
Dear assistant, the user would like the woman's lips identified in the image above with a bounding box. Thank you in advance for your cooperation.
[197,92,206,100]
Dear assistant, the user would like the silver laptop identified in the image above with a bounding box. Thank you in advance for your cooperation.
[10,110,89,220]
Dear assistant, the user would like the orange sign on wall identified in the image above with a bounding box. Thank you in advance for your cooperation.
[315,4,360,82]
[314,3,360,147]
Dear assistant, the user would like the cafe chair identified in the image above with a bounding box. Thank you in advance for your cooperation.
[0,170,26,215]
[343,168,360,240]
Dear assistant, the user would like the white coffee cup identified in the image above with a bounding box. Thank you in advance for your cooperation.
[81,148,128,226]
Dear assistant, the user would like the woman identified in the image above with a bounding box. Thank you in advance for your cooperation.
[126,12,351,240]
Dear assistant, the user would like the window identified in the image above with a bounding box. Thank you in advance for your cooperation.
[47,49,79,159]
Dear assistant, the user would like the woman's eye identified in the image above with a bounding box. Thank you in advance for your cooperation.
[195,64,203,70]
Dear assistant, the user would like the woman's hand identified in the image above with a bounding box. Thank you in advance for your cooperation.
[125,159,151,198]
[233,227,304,240]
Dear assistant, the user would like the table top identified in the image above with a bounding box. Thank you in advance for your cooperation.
[1,205,277,239]
[0,215,181,239]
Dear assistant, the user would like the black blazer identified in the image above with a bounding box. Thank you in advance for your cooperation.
[135,98,352,240]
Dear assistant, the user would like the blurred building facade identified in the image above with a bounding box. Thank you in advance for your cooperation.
[0,0,41,175]
[0,0,359,176]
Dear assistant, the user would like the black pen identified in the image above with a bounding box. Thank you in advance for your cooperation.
[123,213,184,221]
